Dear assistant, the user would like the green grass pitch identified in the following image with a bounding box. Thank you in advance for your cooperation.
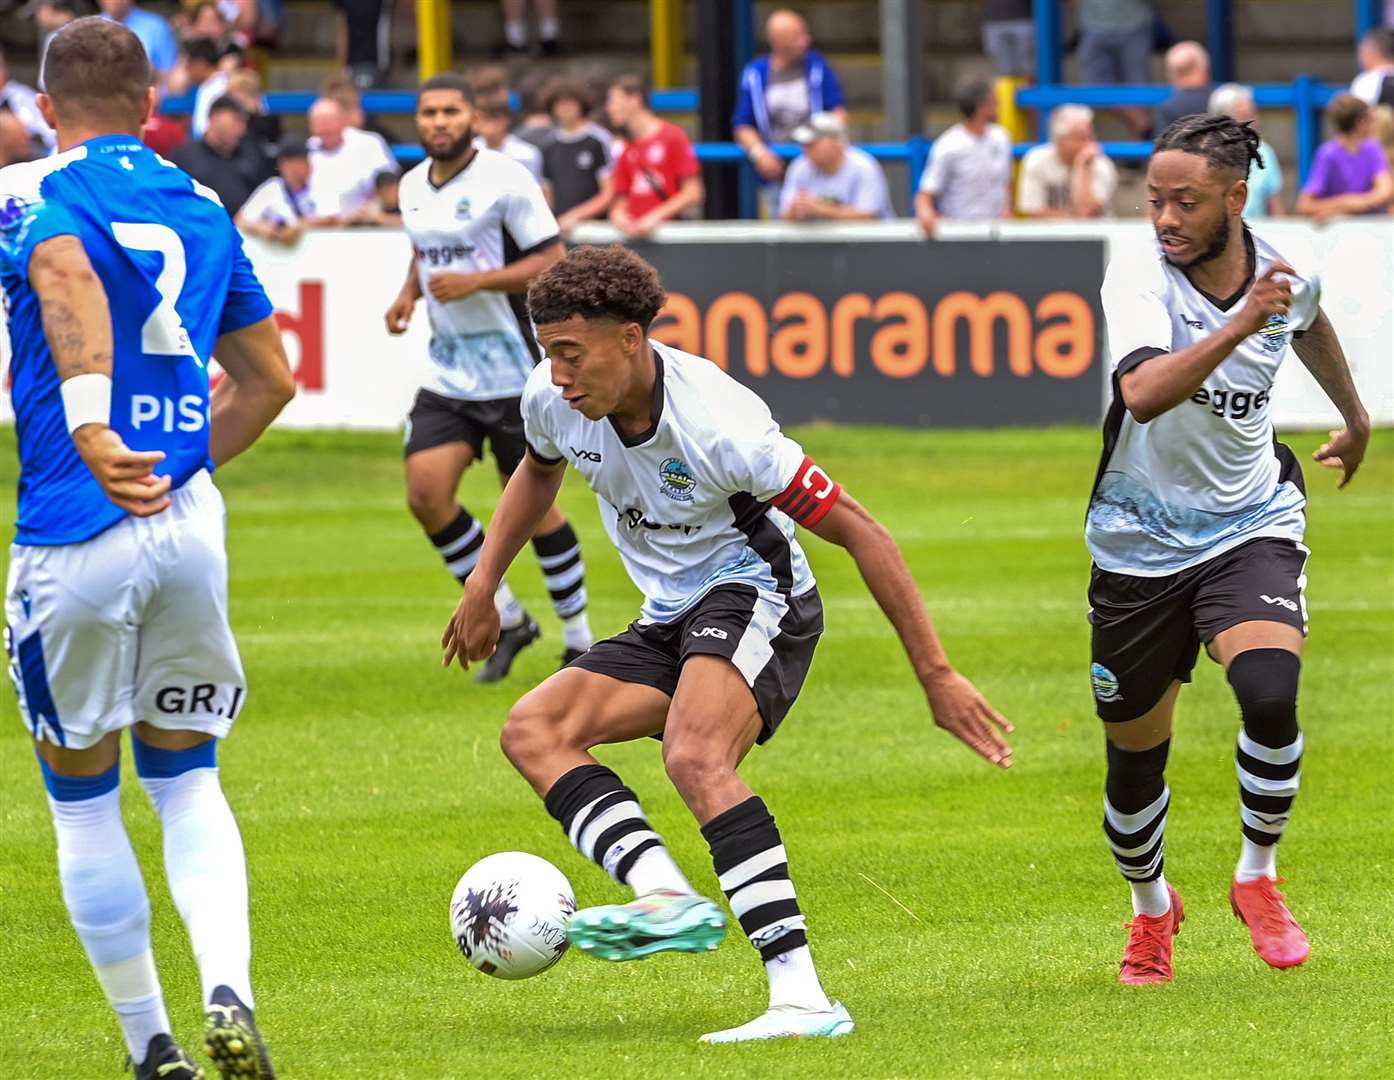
[0,424,1390,1079]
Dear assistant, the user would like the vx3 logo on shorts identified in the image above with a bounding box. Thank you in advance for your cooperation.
[571,447,602,463]
[1261,594,1299,612]
[691,626,729,640]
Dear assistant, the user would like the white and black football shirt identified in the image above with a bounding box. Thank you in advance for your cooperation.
[400,148,559,401]
[1087,227,1320,576]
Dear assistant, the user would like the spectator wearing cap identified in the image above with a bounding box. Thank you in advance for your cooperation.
[914,78,1013,237]
[99,0,180,77]
[1016,104,1118,218]
[606,73,703,237]
[306,96,399,220]
[1351,27,1394,107]
[236,138,322,244]
[1208,83,1283,217]
[0,46,54,163]
[473,97,549,194]
[779,112,891,221]
[1297,93,1394,220]
[542,79,614,234]
[170,95,274,215]
[733,9,846,194]
[1155,42,1214,134]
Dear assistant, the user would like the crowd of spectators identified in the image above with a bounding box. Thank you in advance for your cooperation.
[6,2,1393,233]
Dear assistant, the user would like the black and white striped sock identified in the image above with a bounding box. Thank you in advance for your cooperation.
[532,524,587,619]
[1103,739,1171,917]
[702,796,830,1010]
[543,764,690,895]
[1230,650,1303,881]
[430,507,484,583]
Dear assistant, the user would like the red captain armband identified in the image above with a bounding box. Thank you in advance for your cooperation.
[770,456,842,528]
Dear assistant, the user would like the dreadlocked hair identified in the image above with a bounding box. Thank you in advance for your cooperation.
[1154,114,1264,174]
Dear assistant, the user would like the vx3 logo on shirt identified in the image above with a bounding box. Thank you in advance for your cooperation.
[570,446,601,463]
[1261,594,1299,612]
[691,626,729,640]
[1176,313,1204,329]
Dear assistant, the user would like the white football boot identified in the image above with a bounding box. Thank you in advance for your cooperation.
[699,1001,854,1044]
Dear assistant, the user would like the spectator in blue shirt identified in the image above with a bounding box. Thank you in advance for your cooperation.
[733,9,846,197]
[98,0,179,76]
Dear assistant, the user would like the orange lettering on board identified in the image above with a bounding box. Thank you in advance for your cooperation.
[705,293,768,375]
[931,291,1031,377]
[1034,291,1095,378]
[829,293,871,376]
[870,292,929,378]
[651,293,701,355]
[770,293,826,378]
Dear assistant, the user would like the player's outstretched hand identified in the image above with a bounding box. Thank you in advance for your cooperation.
[72,425,171,517]
[925,669,1014,769]
[441,576,501,671]
[385,292,415,335]
[1235,262,1294,335]
[1313,426,1369,489]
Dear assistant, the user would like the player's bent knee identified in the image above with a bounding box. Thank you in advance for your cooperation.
[661,737,733,798]
[1227,648,1301,743]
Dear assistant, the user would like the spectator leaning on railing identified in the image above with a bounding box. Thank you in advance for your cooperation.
[732,8,846,197]
[306,96,399,221]
[1297,92,1394,220]
[1351,27,1394,107]
[606,73,703,238]
[1016,104,1117,219]
[1155,41,1213,134]
[778,112,891,222]
[236,136,323,246]
[1208,83,1284,217]
[914,77,1012,238]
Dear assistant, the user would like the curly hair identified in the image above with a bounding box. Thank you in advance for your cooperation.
[527,246,668,329]
[1154,113,1264,176]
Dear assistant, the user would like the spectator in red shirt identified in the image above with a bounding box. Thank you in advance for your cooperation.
[605,73,704,237]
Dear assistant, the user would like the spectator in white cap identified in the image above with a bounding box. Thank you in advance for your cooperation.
[779,112,892,221]
[1208,83,1285,217]
[1016,104,1118,218]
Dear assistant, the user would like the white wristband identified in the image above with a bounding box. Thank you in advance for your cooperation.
[60,373,112,434]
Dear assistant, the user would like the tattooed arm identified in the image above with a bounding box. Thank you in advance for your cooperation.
[1292,307,1371,489]
[28,235,171,516]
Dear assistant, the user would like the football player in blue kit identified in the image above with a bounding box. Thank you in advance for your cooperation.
[2,19,294,1079]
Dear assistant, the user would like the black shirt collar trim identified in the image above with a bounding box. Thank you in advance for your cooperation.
[608,345,665,448]
[1188,227,1256,313]
[427,148,478,191]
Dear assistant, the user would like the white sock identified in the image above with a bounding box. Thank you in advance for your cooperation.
[495,581,526,630]
[1236,838,1278,883]
[1129,874,1172,918]
[140,767,253,1008]
[624,844,693,897]
[505,19,527,47]
[765,945,833,1012]
[48,788,172,1062]
[561,611,593,652]
[539,15,560,39]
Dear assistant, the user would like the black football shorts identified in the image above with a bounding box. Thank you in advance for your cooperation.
[403,389,527,474]
[1088,537,1309,722]
[569,584,824,743]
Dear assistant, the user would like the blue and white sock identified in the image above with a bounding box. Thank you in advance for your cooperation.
[135,738,254,1008]
[41,758,171,1064]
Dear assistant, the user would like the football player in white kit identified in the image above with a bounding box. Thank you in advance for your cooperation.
[387,74,593,682]
[441,245,1014,1043]
[1087,115,1370,985]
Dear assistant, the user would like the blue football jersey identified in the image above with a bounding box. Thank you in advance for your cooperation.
[0,135,274,546]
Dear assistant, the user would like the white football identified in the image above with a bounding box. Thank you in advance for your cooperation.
[450,852,576,979]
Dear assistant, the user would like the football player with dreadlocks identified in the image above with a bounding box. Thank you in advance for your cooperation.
[1084,114,1371,984]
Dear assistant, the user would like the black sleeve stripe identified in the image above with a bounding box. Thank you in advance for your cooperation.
[1115,346,1167,379]
[517,234,562,258]
[526,443,564,466]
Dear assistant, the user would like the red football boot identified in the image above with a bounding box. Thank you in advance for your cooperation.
[1230,877,1310,969]
[1119,884,1185,985]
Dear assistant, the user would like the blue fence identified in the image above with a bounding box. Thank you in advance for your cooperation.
[164,77,1338,207]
